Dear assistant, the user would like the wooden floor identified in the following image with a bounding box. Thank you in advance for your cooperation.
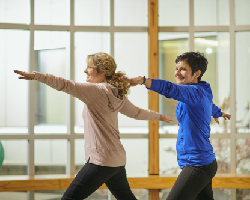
[1,174,250,192]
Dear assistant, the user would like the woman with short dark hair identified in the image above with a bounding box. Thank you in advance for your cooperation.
[123,51,231,200]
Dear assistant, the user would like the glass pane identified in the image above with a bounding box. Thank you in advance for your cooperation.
[237,189,250,200]
[115,0,147,26]
[160,189,171,199]
[0,30,29,134]
[0,140,28,175]
[158,32,189,133]
[236,139,250,174]
[75,139,85,173]
[0,192,27,200]
[34,31,69,134]
[214,189,231,199]
[74,32,110,133]
[115,33,148,129]
[236,32,250,134]
[194,0,229,26]
[121,139,148,176]
[211,139,230,173]
[160,139,180,175]
[35,190,64,199]
[159,0,189,26]
[35,0,70,25]
[235,0,250,25]
[75,0,110,26]
[195,32,230,134]
[132,189,149,199]
[35,140,67,175]
[0,0,30,24]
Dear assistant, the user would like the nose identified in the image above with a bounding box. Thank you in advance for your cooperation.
[175,69,181,76]
[84,68,87,73]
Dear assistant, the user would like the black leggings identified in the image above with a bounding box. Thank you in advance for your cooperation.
[61,161,137,200]
[166,159,217,200]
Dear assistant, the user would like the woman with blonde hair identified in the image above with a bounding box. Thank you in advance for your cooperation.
[14,52,173,200]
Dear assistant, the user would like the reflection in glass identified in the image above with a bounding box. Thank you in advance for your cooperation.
[0,0,30,24]
[35,140,67,175]
[121,139,148,176]
[194,0,229,26]
[34,31,69,134]
[211,139,230,173]
[236,189,250,200]
[115,0,147,26]
[74,32,110,133]
[235,0,250,25]
[115,33,148,128]
[159,0,189,26]
[236,32,250,134]
[0,140,28,175]
[0,30,29,134]
[35,0,70,25]
[236,139,250,174]
[160,139,180,175]
[195,32,230,134]
[75,0,110,26]
[159,33,189,132]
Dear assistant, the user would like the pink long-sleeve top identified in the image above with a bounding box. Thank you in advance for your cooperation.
[34,72,161,167]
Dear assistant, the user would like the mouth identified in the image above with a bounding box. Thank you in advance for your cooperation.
[176,76,184,81]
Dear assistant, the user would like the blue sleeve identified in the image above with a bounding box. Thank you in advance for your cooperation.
[149,79,205,106]
[212,103,223,118]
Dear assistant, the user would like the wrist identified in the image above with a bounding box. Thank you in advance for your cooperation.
[139,76,146,85]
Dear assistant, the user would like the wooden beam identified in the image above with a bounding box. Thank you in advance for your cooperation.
[148,0,159,176]
[149,189,160,200]
[148,0,159,199]
[1,175,250,192]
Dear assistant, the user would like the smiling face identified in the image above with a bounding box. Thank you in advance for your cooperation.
[174,60,201,85]
[84,65,105,83]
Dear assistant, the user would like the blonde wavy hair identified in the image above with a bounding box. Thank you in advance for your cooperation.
[86,52,129,97]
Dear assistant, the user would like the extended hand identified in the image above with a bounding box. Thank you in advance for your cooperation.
[214,112,231,124]
[121,76,144,88]
[160,114,173,123]
[14,70,35,80]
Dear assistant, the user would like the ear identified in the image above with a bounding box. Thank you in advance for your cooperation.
[194,70,201,79]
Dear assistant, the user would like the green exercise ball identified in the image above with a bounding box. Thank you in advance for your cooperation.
[0,141,4,169]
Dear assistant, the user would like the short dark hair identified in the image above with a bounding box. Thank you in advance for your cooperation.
[175,52,208,82]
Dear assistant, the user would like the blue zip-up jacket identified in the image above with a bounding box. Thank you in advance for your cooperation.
[149,79,222,168]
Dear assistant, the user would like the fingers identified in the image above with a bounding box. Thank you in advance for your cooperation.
[163,116,174,123]
[14,70,35,80]
[214,118,219,124]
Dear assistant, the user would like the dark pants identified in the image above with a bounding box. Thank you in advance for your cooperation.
[61,161,137,200]
[166,159,217,200]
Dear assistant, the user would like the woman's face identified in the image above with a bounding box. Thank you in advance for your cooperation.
[174,60,200,85]
[84,65,105,83]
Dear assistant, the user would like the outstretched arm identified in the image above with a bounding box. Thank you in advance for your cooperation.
[122,76,152,88]
[212,103,231,124]
[14,70,102,105]
[119,97,173,123]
